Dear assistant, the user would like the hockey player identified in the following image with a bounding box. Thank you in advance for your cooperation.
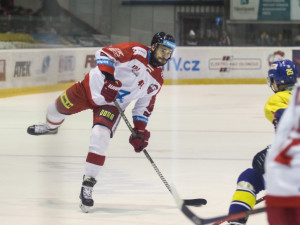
[227,59,298,224]
[265,82,300,225]
[27,32,176,213]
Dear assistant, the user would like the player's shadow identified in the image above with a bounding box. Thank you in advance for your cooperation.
[88,203,174,215]
[41,199,174,215]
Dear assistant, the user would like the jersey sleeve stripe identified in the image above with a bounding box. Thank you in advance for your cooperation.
[133,115,148,124]
[96,58,115,68]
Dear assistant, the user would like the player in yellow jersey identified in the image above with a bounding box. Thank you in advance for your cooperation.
[227,59,299,225]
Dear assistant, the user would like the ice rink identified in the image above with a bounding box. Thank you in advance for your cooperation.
[0,84,274,225]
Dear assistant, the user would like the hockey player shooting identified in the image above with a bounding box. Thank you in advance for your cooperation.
[226,59,299,224]
[27,32,176,213]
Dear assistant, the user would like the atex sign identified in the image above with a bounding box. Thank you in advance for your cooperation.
[209,56,261,72]
[14,61,31,77]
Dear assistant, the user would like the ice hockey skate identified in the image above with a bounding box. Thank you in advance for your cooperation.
[79,176,97,213]
[27,124,58,135]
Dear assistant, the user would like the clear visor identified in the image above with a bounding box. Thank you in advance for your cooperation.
[157,45,173,56]
[266,76,272,87]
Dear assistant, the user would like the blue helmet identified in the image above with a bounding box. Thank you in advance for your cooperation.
[267,59,298,92]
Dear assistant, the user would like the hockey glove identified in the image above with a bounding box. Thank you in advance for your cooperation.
[252,145,269,175]
[129,128,150,152]
[101,79,122,103]
[272,108,285,130]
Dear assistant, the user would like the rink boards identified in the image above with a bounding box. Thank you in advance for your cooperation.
[0,46,300,97]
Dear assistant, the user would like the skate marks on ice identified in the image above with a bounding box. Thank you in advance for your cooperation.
[0,86,271,224]
[43,198,174,215]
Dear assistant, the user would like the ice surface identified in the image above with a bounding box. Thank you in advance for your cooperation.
[0,85,272,225]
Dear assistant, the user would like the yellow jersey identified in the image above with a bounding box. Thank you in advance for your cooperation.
[264,87,293,123]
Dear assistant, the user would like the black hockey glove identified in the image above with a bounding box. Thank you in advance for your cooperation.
[252,145,270,175]
[272,108,285,130]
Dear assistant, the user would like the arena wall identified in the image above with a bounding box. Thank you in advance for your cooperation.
[0,47,298,97]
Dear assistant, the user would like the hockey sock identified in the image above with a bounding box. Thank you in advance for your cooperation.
[84,125,110,178]
[229,168,265,215]
[46,102,66,129]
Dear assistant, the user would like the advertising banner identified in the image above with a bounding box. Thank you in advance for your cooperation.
[231,0,292,21]
[291,0,300,20]
[0,48,97,90]
[0,47,298,90]
[163,47,292,79]
[230,0,259,20]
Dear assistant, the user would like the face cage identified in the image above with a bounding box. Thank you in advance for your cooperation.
[267,76,277,93]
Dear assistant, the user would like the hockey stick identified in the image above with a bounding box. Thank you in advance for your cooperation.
[256,195,265,205]
[172,186,266,225]
[113,100,207,207]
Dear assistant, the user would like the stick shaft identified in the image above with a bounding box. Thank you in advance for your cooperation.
[113,100,206,207]
[114,100,172,192]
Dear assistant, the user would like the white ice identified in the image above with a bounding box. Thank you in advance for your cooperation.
[0,85,273,225]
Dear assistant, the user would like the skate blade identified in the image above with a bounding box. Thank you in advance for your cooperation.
[79,202,91,213]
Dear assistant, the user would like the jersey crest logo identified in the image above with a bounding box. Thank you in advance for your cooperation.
[108,48,124,57]
[132,65,141,76]
[138,80,144,89]
[147,84,158,94]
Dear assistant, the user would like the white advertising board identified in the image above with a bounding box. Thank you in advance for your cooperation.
[0,48,98,90]
[163,47,292,79]
[0,46,299,91]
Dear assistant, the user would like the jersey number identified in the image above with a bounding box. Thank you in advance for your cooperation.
[275,136,300,166]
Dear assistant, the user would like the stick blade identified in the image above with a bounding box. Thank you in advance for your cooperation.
[184,198,207,207]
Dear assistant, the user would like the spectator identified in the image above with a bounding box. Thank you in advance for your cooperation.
[293,35,300,46]
[186,29,198,46]
[0,0,14,15]
[219,30,232,46]
[257,31,272,46]
[273,33,287,46]
[202,29,217,46]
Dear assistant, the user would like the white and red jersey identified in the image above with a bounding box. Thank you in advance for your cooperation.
[82,42,164,129]
[265,82,300,207]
